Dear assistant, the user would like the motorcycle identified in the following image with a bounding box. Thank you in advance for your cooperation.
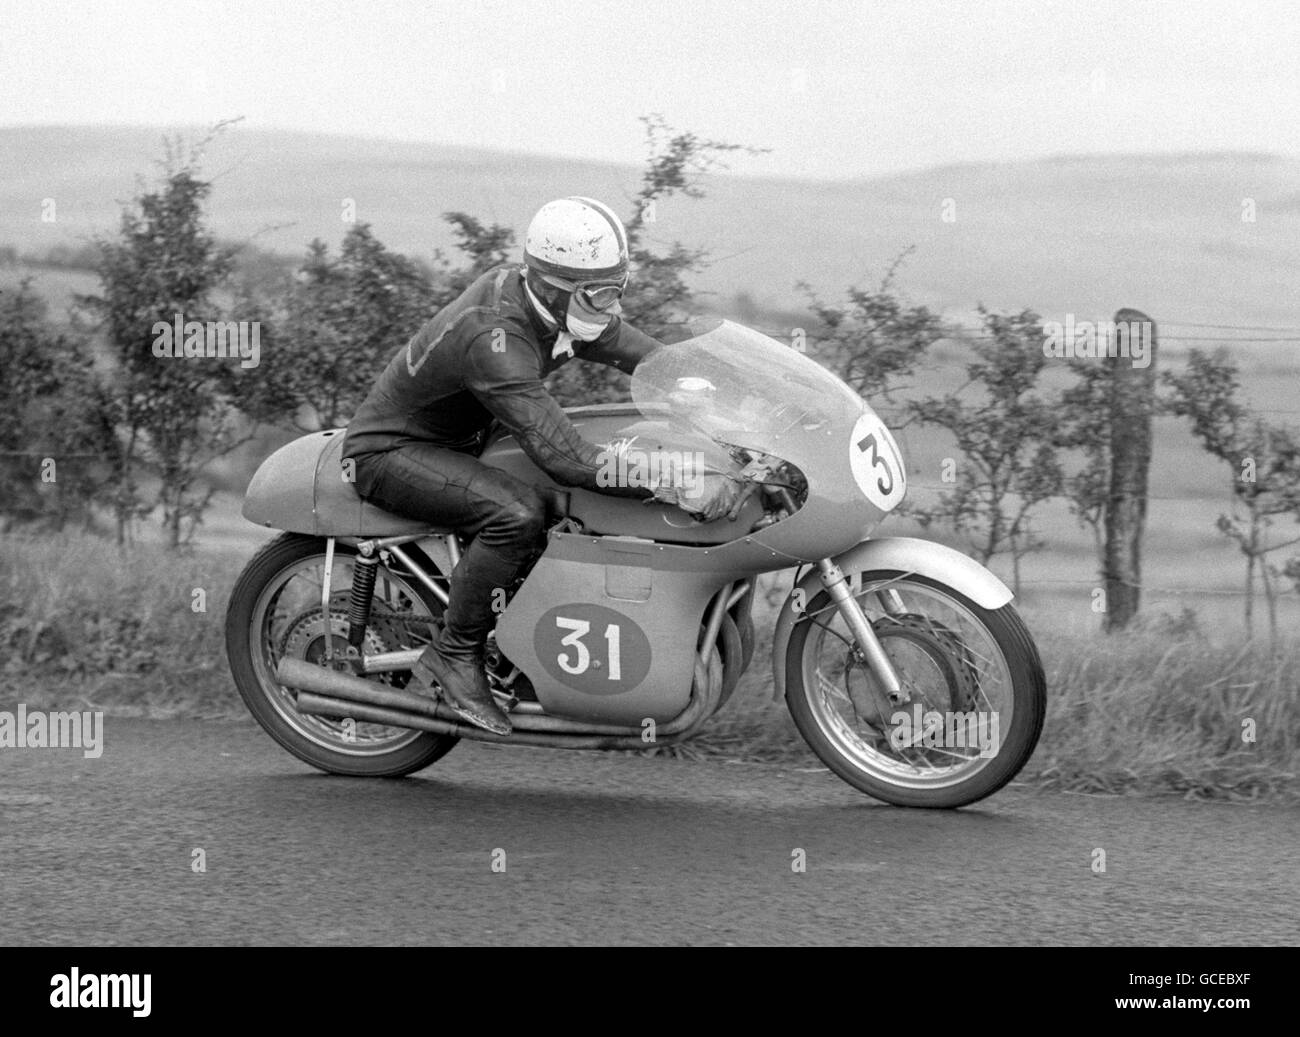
[225,319,1045,808]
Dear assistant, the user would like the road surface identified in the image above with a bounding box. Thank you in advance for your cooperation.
[1,718,1296,945]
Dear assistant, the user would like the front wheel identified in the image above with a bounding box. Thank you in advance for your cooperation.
[785,572,1045,808]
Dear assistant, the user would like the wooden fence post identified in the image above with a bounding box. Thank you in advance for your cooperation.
[1103,308,1157,631]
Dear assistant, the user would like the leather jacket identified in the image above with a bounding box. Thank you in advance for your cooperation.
[343,264,661,494]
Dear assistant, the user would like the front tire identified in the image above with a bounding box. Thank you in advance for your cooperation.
[225,532,458,777]
[785,572,1045,808]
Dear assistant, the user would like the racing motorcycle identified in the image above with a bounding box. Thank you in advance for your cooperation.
[225,319,1045,808]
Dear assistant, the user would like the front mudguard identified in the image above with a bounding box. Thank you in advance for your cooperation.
[769,537,1013,700]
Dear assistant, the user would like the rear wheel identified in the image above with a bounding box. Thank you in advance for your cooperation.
[785,572,1045,808]
[225,532,458,776]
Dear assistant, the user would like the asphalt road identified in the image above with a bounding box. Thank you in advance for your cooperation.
[1,718,1296,945]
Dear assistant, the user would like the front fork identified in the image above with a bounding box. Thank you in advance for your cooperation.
[815,558,909,706]
[774,483,908,706]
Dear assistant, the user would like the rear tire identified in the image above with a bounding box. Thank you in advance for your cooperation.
[225,532,458,777]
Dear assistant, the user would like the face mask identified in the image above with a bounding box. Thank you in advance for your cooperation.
[564,295,614,341]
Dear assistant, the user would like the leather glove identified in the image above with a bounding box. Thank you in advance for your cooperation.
[653,471,748,522]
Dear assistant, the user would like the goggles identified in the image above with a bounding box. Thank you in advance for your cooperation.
[540,272,627,313]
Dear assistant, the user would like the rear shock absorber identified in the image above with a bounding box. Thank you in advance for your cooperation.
[346,547,379,660]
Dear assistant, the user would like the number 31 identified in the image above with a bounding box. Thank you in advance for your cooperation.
[555,617,622,680]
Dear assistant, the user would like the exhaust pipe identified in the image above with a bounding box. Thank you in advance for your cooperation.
[294,691,666,750]
[277,656,678,739]
[279,657,441,717]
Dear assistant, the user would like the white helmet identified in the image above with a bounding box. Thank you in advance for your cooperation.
[523,196,629,285]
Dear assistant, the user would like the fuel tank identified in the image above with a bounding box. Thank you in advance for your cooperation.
[477,404,763,544]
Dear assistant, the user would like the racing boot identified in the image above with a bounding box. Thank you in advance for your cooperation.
[408,541,517,735]
[410,628,512,736]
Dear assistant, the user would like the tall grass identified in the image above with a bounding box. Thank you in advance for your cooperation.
[1030,618,1299,800]
[0,533,242,716]
[2,533,1296,799]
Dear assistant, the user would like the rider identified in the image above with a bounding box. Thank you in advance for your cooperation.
[342,197,744,736]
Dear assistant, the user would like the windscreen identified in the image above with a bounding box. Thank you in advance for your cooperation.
[630,319,865,448]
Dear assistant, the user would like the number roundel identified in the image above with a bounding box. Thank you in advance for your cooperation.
[533,604,653,695]
[849,412,906,512]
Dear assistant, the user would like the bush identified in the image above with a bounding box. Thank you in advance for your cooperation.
[0,280,112,531]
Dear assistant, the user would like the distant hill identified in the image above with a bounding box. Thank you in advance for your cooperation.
[4,125,1299,331]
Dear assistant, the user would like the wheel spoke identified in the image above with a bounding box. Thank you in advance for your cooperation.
[250,550,443,757]
[799,577,1014,791]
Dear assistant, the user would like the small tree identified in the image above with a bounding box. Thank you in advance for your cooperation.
[909,308,1064,594]
[621,114,754,335]
[800,248,944,405]
[546,114,759,408]
[1164,348,1300,644]
[441,212,515,291]
[243,224,446,431]
[0,280,110,530]
[78,133,253,547]
[1056,355,1110,561]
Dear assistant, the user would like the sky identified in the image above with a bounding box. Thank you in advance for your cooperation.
[3,0,1300,179]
